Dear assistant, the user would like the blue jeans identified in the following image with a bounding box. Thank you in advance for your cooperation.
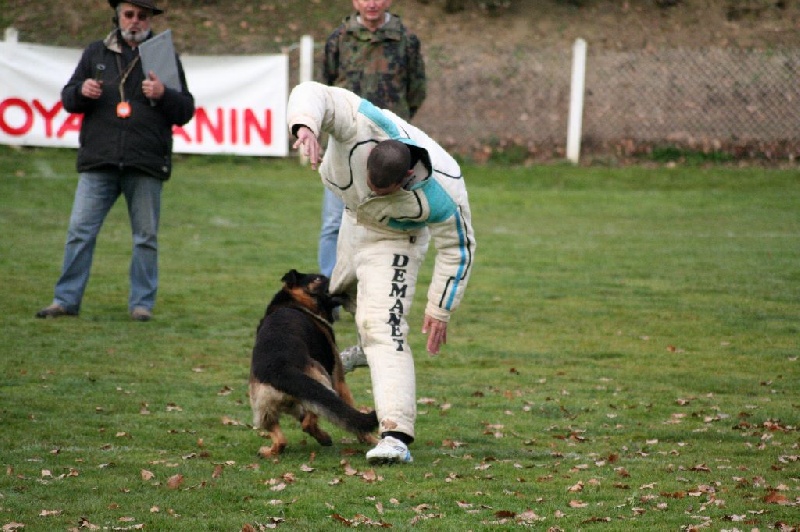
[51,170,162,313]
[318,188,344,278]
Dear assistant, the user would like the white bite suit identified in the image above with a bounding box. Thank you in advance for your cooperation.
[287,82,476,440]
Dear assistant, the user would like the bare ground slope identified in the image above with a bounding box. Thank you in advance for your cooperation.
[5,1,797,56]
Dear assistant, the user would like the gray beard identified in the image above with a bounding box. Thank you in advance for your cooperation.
[121,28,149,44]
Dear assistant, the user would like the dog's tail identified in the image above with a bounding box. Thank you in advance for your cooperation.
[267,367,378,435]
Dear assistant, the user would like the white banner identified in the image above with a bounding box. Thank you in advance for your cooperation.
[0,40,288,156]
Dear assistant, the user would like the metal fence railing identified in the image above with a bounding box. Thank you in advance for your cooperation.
[376,44,800,161]
[583,48,800,156]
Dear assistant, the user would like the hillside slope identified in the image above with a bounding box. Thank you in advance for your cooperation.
[4,0,797,54]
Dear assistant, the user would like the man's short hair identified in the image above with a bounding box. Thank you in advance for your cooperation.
[367,140,411,189]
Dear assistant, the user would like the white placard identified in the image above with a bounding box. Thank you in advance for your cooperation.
[0,40,289,156]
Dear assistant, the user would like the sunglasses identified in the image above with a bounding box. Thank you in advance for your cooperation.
[122,10,150,21]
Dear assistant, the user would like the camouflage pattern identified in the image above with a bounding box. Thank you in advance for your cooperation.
[323,12,426,121]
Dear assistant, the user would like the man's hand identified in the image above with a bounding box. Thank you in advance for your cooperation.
[142,71,165,101]
[81,78,103,99]
[422,314,448,355]
[292,126,321,170]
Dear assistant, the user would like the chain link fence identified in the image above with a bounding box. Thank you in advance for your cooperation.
[385,45,800,162]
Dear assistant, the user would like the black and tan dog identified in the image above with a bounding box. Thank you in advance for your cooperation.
[249,269,378,456]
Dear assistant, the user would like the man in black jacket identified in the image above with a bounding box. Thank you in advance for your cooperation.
[36,0,195,322]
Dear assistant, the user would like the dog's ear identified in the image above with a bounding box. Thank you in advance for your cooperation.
[281,269,300,287]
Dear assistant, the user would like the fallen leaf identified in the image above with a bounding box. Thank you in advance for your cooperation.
[221,416,243,426]
[77,517,100,529]
[763,491,789,504]
[582,516,611,523]
[567,481,584,492]
[167,474,184,489]
[361,469,380,483]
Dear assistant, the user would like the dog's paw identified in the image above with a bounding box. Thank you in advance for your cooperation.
[315,433,333,446]
[258,443,285,457]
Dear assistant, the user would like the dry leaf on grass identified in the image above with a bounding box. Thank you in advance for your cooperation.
[167,474,184,489]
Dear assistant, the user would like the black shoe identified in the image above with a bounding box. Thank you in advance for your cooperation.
[35,304,78,319]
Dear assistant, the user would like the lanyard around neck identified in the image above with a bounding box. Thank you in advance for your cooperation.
[116,54,141,103]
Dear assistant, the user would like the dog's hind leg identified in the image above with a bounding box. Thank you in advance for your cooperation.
[300,411,332,446]
[250,381,290,456]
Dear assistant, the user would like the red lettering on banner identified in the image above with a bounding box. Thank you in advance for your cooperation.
[1,97,76,138]
[230,108,238,145]
[32,100,63,137]
[195,107,224,144]
[244,109,271,145]
[57,113,83,137]
[0,98,34,135]
[191,107,272,146]
[1,98,275,147]
[173,124,191,143]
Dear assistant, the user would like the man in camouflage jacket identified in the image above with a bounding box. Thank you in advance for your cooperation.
[323,2,426,121]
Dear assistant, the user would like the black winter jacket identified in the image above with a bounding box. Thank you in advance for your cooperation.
[61,30,195,180]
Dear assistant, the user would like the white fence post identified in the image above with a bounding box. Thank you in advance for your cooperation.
[299,35,313,84]
[297,35,314,164]
[566,38,587,164]
[5,27,19,44]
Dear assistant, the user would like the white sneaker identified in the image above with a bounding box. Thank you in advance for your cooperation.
[340,345,368,373]
[366,435,413,464]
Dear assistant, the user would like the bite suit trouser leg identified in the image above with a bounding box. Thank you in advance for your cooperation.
[330,211,430,440]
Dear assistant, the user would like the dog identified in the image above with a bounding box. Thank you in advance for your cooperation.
[249,269,378,456]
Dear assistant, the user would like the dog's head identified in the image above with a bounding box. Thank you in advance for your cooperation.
[279,269,340,321]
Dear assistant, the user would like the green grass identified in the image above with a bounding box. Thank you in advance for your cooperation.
[1,146,798,531]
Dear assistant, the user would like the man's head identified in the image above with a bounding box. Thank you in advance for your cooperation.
[367,140,412,196]
[109,0,163,45]
[352,0,392,31]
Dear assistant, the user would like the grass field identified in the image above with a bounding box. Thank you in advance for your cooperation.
[1,145,798,531]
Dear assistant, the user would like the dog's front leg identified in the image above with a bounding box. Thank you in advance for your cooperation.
[258,424,288,457]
